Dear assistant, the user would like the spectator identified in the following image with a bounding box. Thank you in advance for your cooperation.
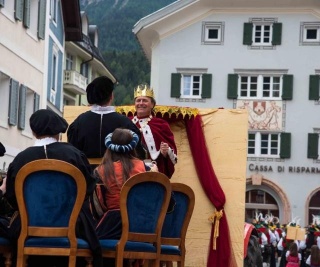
[3,109,103,267]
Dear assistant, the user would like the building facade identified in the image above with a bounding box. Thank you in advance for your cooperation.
[133,0,320,226]
[0,0,113,173]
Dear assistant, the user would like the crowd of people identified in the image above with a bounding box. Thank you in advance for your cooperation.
[251,213,320,267]
[0,76,178,267]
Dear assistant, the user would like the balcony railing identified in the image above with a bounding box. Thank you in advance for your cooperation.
[63,70,87,95]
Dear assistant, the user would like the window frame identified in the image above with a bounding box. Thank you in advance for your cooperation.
[300,22,320,46]
[248,132,280,158]
[201,21,225,45]
[238,74,283,100]
[173,68,211,100]
[253,23,272,46]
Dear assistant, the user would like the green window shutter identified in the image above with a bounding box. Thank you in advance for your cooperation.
[243,23,253,45]
[282,74,293,100]
[201,74,212,98]
[272,23,282,45]
[280,132,291,159]
[309,75,320,100]
[9,79,19,126]
[37,0,46,40]
[307,133,319,159]
[171,73,181,98]
[15,0,24,21]
[34,93,40,112]
[227,74,238,99]
[18,85,27,130]
[0,0,4,8]
[23,0,31,28]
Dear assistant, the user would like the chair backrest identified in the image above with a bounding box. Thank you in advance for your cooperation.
[15,159,86,247]
[119,172,171,245]
[161,183,195,246]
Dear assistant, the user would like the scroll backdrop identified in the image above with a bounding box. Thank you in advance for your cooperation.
[63,106,248,267]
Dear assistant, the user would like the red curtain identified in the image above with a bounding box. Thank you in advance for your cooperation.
[184,115,231,267]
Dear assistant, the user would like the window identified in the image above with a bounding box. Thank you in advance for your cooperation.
[308,191,320,224]
[245,190,279,223]
[0,73,11,128]
[253,24,271,45]
[248,132,280,157]
[1,0,15,21]
[228,72,293,100]
[66,53,73,71]
[300,22,320,45]
[201,22,224,45]
[21,89,39,134]
[243,19,282,48]
[182,75,201,97]
[50,0,58,23]
[80,62,89,79]
[248,132,291,158]
[171,69,212,99]
[25,0,40,38]
[50,49,58,105]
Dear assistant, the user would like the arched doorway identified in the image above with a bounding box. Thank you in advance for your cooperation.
[246,177,291,224]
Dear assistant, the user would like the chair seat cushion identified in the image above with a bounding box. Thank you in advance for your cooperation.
[25,237,90,249]
[100,239,157,252]
[161,245,181,255]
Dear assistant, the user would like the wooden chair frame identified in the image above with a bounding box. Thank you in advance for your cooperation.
[160,183,195,267]
[100,172,172,267]
[15,159,93,267]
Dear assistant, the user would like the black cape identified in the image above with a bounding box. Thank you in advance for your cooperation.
[67,110,145,159]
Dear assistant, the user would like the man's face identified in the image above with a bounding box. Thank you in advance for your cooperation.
[135,96,154,117]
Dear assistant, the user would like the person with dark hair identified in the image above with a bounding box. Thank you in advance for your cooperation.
[94,128,157,240]
[2,109,103,267]
[0,142,5,157]
[306,244,320,267]
[286,242,301,267]
[67,76,144,160]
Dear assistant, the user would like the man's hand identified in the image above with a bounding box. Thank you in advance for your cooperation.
[160,142,169,157]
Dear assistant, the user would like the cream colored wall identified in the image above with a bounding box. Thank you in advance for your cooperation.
[0,12,45,156]
[63,106,248,267]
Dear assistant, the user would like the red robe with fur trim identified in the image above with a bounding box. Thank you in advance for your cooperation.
[132,116,177,178]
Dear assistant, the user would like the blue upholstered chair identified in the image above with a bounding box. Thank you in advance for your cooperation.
[160,183,195,267]
[15,159,93,267]
[0,237,13,267]
[99,172,171,267]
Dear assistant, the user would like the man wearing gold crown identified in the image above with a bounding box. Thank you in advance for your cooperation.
[132,83,177,178]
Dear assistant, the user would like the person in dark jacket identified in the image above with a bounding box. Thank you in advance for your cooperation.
[67,76,145,160]
[2,109,103,267]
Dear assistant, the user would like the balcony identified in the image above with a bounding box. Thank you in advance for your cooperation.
[63,70,87,95]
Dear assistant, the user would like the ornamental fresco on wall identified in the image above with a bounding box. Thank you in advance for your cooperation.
[236,100,282,131]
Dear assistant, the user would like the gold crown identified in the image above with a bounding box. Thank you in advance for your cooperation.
[134,84,155,99]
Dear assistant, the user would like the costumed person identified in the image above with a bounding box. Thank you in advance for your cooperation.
[67,76,144,161]
[306,244,320,267]
[286,242,301,267]
[0,142,14,239]
[95,128,157,239]
[94,128,157,267]
[132,83,177,178]
[132,84,178,213]
[3,109,103,267]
